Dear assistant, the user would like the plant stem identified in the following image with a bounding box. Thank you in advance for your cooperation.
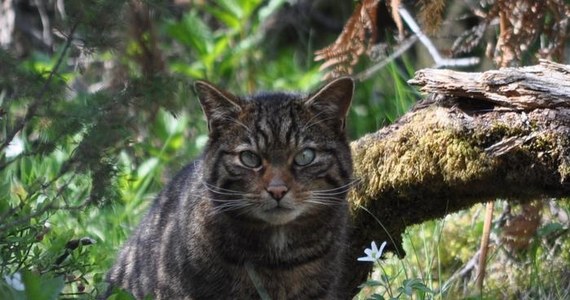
[476,201,494,293]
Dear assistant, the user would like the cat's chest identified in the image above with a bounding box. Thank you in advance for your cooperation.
[268,229,332,253]
[270,228,288,251]
[231,258,328,299]
[207,227,337,299]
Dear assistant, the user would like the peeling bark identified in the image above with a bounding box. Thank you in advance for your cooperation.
[342,60,570,297]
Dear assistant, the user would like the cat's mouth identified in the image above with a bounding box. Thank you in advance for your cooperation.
[256,202,302,225]
[267,205,293,212]
[263,203,296,216]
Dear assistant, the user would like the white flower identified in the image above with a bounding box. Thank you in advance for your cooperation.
[357,241,387,262]
[4,272,25,291]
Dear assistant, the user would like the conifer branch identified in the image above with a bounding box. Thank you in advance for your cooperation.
[1,22,79,153]
[0,172,82,234]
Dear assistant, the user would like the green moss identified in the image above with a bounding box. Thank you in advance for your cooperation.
[350,107,496,210]
[347,105,570,262]
[491,121,527,136]
[349,107,570,216]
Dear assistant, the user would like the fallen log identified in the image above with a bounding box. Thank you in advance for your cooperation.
[343,59,570,297]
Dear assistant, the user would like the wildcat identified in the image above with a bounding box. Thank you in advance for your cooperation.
[106,77,354,299]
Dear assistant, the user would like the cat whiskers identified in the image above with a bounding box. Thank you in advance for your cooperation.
[305,179,361,206]
[312,178,360,194]
[208,197,256,213]
[201,181,259,214]
[201,180,248,196]
[305,196,345,207]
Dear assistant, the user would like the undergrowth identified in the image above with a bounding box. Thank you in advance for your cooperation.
[356,200,570,300]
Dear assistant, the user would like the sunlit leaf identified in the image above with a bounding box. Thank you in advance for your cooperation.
[166,11,213,57]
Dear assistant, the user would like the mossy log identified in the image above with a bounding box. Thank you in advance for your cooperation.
[342,59,570,297]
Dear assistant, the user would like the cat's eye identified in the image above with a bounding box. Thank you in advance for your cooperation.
[294,148,316,166]
[239,150,262,168]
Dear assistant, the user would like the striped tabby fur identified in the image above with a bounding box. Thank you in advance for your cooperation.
[107,77,355,299]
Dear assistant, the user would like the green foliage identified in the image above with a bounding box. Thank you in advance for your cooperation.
[1,0,341,298]
[349,58,418,138]
[64,0,128,49]
[357,201,570,299]
[165,0,291,88]
[356,241,435,300]
[1,271,64,300]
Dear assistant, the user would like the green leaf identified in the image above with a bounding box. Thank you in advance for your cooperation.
[213,38,230,58]
[380,274,391,283]
[166,11,213,57]
[169,62,205,78]
[22,271,64,300]
[368,294,385,300]
[216,0,244,19]
[537,222,564,237]
[402,278,433,294]
[207,7,241,29]
[236,0,262,17]
[136,158,159,180]
[359,279,384,289]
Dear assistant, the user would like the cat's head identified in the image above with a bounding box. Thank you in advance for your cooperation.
[194,78,354,225]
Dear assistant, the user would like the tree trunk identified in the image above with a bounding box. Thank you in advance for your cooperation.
[342,59,570,297]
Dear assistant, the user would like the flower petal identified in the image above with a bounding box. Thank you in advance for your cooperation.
[378,241,387,256]
[357,256,376,262]
[373,241,387,259]
[370,241,378,253]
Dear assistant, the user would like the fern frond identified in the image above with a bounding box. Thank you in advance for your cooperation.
[314,0,380,79]
[451,23,487,55]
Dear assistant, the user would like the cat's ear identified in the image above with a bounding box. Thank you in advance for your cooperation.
[305,77,354,130]
[194,80,242,131]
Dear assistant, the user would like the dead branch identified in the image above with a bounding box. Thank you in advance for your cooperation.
[342,59,570,297]
[398,5,479,68]
[408,59,570,109]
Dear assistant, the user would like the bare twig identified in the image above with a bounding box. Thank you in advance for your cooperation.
[398,6,479,68]
[355,5,481,81]
[0,0,15,47]
[355,35,418,81]
[33,0,53,48]
[56,0,67,20]
[440,249,480,292]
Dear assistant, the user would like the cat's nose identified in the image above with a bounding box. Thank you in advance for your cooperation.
[266,185,288,201]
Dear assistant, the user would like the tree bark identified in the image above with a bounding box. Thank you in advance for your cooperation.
[342,59,570,297]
